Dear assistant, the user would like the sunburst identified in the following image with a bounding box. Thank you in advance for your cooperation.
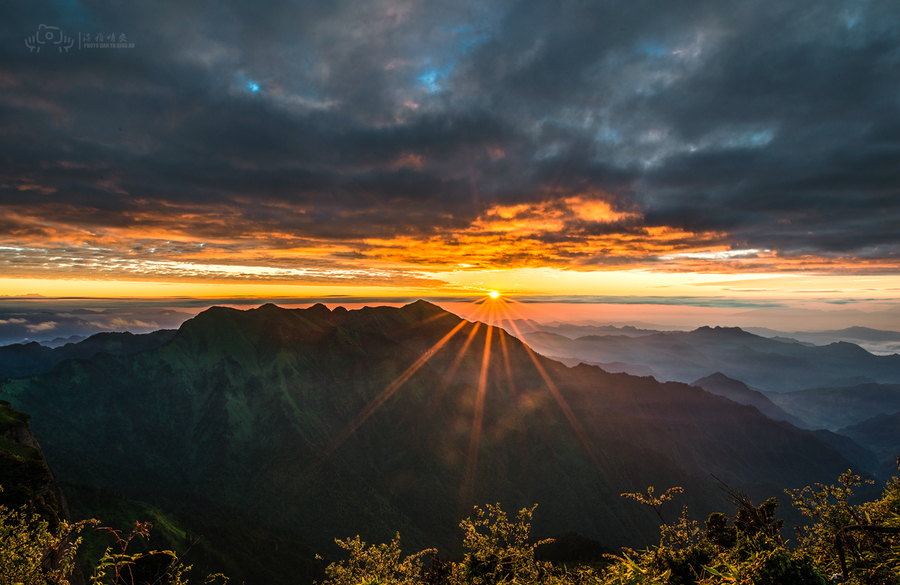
[317,293,607,506]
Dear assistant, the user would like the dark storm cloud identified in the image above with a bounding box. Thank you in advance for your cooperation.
[1,0,899,269]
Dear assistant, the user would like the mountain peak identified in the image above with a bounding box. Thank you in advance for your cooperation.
[403,299,451,318]
[692,372,755,394]
[305,303,332,318]
[694,325,746,334]
[692,372,809,428]
[696,372,738,384]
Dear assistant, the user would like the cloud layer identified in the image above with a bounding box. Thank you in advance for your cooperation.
[1,0,899,284]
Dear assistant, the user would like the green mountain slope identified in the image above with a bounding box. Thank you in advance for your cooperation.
[0,302,867,574]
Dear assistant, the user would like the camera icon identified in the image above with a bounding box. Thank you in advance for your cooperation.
[37,24,63,45]
[25,24,75,53]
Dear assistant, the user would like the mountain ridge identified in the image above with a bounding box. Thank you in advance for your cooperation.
[691,372,807,427]
[0,301,869,572]
[0,330,177,379]
[518,324,900,392]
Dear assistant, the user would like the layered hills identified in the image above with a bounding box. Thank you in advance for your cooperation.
[0,301,873,582]
[769,383,900,431]
[839,412,900,478]
[744,326,900,356]
[518,326,900,393]
[0,330,176,379]
[690,373,805,427]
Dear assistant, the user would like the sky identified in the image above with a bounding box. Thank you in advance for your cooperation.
[2,0,900,327]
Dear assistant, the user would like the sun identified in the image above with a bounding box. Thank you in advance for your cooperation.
[489,291,500,299]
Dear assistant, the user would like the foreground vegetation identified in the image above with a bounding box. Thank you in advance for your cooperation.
[320,471,900,585]
[2,470,898,584]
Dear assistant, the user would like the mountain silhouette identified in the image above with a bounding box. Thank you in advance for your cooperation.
[0,301,867,564]
[691,373,806,427]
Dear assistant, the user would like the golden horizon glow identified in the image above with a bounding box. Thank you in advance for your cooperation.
[4,194,898,301]
[3,188,900,307]
[2,271,900,316]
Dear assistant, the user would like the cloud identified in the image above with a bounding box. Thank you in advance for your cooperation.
[0,0,898,280]
[105,318,158,329]
[0,306,199,346]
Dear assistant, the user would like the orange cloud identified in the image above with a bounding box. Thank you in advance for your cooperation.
[1,192,897,293]
[567,196,635,223]
[361,196,726,270]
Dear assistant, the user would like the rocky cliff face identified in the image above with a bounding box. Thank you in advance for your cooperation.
[0,401,88,585]
[0,400,70,524]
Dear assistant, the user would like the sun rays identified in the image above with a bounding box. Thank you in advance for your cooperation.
[493,298,606,472]
[322,316,472,459]
[319,293,608,508]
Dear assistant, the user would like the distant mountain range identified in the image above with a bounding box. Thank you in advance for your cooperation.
[0,330,176,378]
[505,320,675,339]
[768,383,900,431]
[512,320,900,477]
[504,319,900,348]
[39,335,88,348]
[0,301,870,573]
[743,326,900,356]
[514,325,900,393]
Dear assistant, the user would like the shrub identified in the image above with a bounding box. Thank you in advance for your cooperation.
[789,470,900,585]
[0,499,95,585]
[319,534,435,585]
